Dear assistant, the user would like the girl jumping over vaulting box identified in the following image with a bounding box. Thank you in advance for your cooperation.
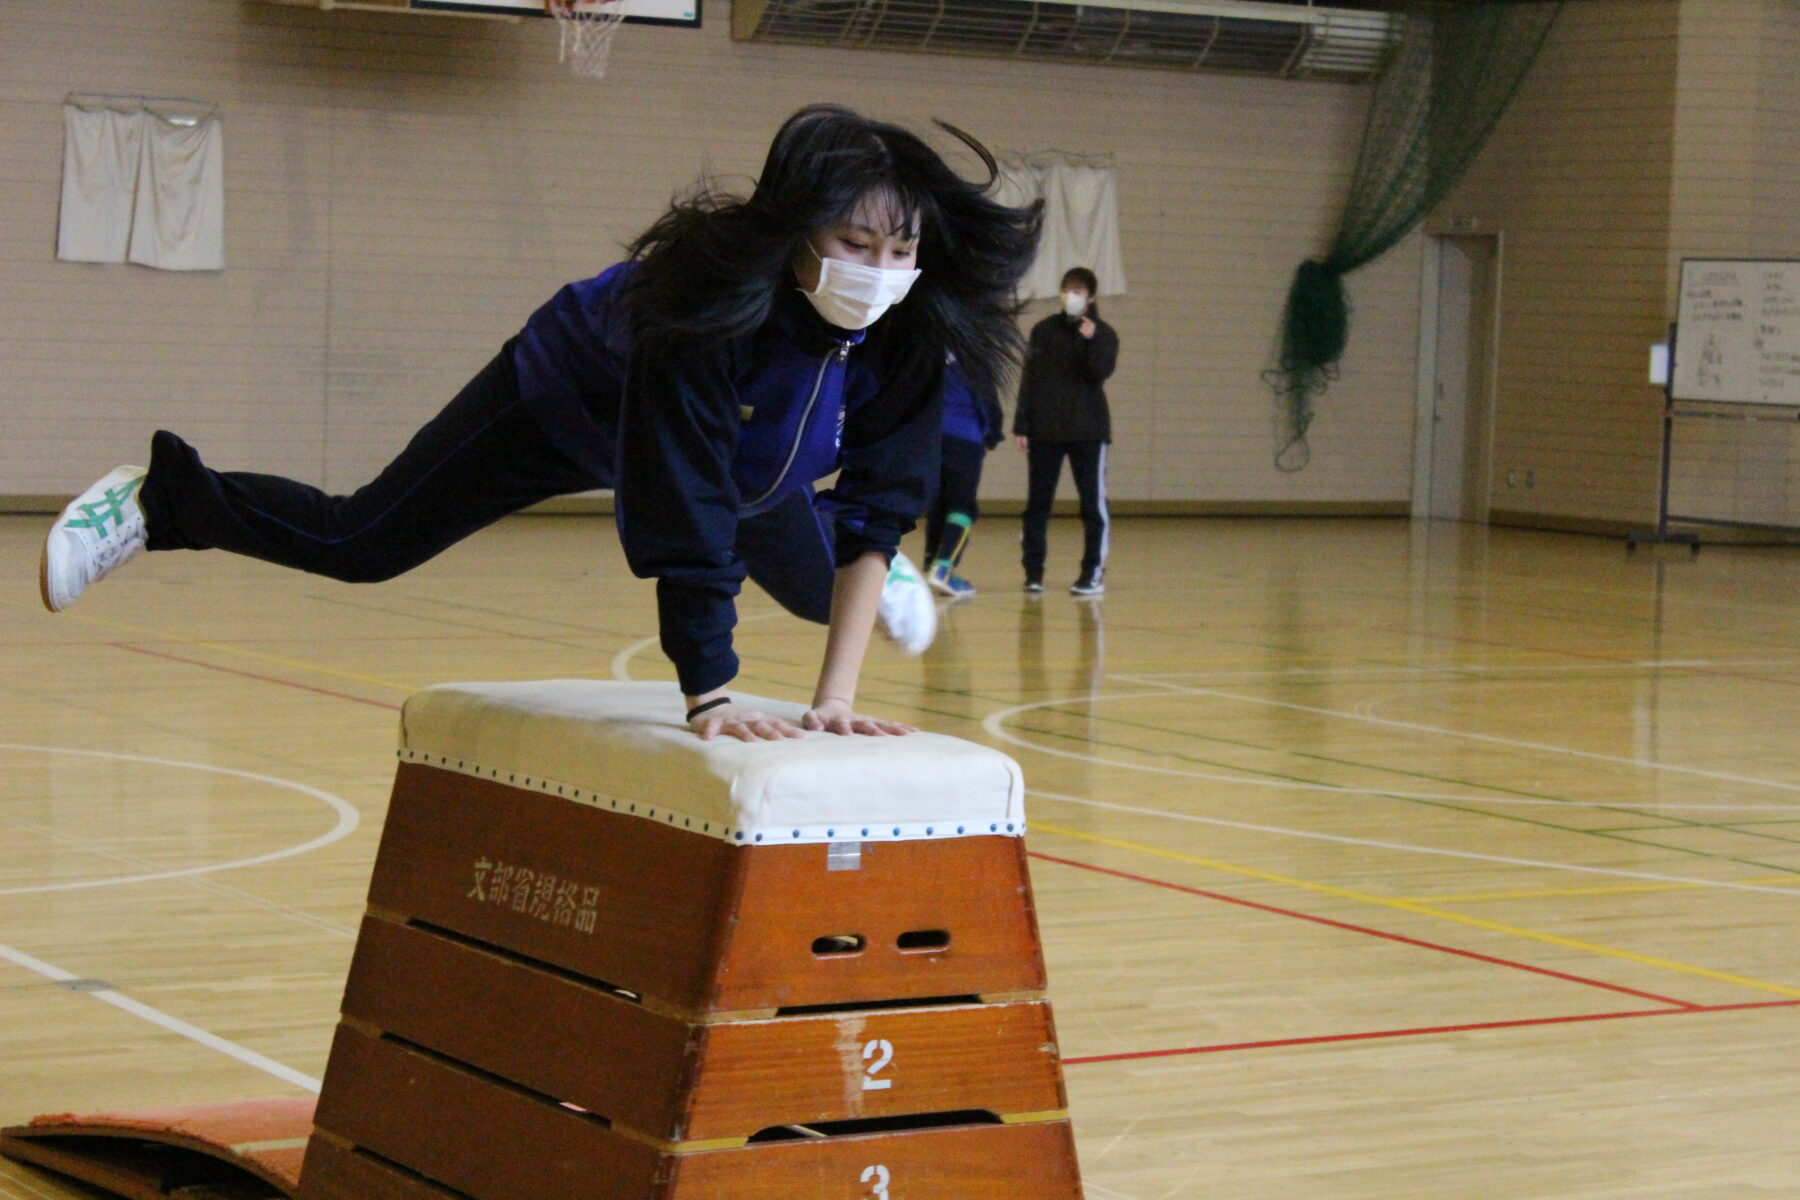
[40,105,1041,743]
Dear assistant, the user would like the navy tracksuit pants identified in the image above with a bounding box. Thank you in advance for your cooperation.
[138,347,839,624]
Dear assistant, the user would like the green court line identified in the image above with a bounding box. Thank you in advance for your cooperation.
[407,593,655,637]
[865,658,1800,863]
[998,704,1800,881]
[306,594,644,650]
[1077,680,1800,852]
[37,557,1798,883]
[1588,820,1800,834]
[1576,832,1800,877]
[1032,821,1800,999]
[1585,825,1699,833]
[310,595,813,672]
[813,671,1800,870]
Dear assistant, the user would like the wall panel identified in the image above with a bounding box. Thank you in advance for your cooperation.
[1,0,1419,508]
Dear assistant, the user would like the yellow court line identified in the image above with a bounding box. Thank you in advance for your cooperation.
[21,602,418,693]
[1031,821,1800,999]
[1398,876,1800,904]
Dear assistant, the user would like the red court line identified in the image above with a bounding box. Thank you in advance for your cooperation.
[1064,999,1800,1066]
[111,643,402,712]
[101,642,1795,1068]
[1027,850,1700,1009]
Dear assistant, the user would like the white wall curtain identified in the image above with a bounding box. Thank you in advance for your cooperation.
[58,100,224,271]
[996,158,1126,301]
[58,105,141,263]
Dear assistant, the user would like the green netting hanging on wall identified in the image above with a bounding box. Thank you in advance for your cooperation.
[1269,0,1563,471]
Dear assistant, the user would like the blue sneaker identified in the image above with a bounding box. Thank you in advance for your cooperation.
[928,561,977,599]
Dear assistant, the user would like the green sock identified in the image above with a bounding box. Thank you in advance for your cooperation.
[940,512,974,570]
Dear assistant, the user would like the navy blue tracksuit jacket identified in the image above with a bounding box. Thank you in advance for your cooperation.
[513,263,944,695]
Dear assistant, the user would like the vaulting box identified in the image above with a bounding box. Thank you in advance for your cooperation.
[302,680,1082,1200]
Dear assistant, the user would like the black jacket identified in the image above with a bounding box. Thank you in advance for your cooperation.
[1012,311,1119,444]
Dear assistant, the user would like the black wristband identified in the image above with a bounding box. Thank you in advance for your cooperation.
[686,697,731,722]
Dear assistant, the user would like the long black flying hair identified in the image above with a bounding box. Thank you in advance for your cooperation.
[624,104,1043,399]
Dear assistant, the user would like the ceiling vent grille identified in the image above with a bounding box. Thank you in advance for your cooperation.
[731,0,1399,82]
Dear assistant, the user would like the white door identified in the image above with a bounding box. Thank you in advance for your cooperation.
[1415,235,1498,521]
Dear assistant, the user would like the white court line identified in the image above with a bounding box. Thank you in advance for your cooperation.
[1120,656,1800,682]
[0,941,320,1093]
[1024,787,1800,898]
[1084,1184,1144,1200]
[1106,675,1800,797]
[0,745,360,896]
[610,610,788,682]
[609,635,660,681]
[980,695,1800,812]
[3,814,359,940]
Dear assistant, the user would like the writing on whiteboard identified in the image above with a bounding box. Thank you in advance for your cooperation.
[1673,260,1800,405]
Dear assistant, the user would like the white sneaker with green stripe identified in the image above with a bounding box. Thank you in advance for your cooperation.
[876,551,936,655]
[40,466,149,613]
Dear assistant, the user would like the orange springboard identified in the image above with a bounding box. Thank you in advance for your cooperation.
[1,1096,313,1199]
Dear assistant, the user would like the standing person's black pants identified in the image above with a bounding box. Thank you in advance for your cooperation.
[923,434,987,568]
[1020,439,1109,587]
[138,344,843,621]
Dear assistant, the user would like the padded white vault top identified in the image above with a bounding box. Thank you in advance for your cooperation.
[398,681,1026,845]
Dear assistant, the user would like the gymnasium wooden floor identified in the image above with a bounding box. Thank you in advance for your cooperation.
[2,512,1798,1199]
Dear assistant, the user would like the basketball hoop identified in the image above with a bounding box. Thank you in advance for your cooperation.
[547,0,627,80]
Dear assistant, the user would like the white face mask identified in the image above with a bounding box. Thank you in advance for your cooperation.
[1062,291,1089,318]
[800,241,921,331]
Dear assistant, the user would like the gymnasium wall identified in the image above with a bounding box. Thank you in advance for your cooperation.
[1437,0,1681,531]
[1672,0,1800,262]
[1442,0,1800,534]
[1662,0,1800,531]
[0,0,1421,511]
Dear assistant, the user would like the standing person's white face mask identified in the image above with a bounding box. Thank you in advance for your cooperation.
[1061,290,1089,318]
[800,240,921,330]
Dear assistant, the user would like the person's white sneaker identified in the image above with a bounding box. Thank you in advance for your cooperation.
[40,466,149,613]
[877,552,936,655]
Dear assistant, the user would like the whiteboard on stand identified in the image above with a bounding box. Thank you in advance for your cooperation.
[1672,258,1800,405]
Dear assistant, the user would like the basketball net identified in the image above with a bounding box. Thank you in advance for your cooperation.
[547,0,627,79]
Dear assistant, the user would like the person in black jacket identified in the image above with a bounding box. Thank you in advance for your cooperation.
[38,106,1042,742]
[1013,266,1119,596]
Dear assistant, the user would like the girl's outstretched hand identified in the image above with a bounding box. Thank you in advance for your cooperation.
[690,702,806,743]
[801,697,919,737]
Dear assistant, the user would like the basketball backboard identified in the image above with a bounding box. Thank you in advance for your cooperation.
[261,0,698,29]
[416,0,698,27]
